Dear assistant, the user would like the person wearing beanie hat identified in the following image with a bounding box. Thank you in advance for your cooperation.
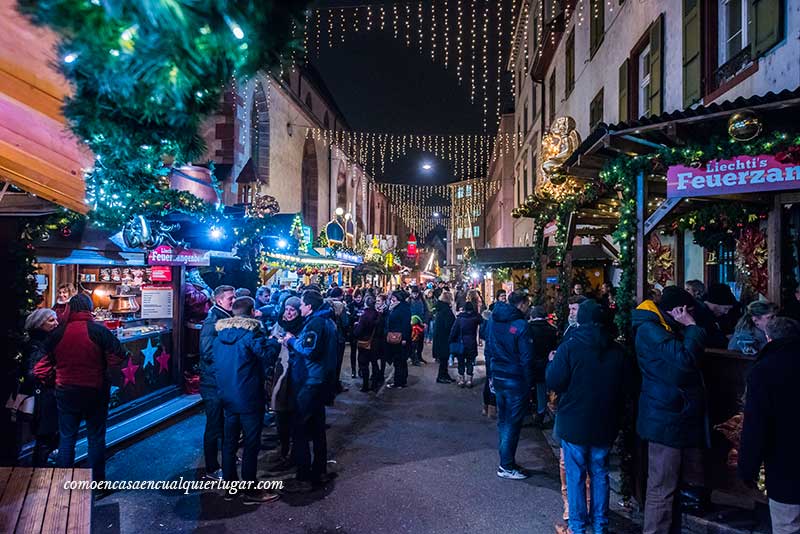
[703,283,741,336]
[632,287,709,534]
[547,299,628,534]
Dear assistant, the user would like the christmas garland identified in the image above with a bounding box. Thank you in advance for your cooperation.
[671,204,768,250]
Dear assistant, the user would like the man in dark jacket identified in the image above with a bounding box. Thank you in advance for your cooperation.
[738,317,800,534]
[529,305,558,428]
[347,289,364,377]
[284,290,338,492]
[198,285,235,481]
[433,293,456,384]
[547,300,627,534]
[385,290,412,389]
[212,297,278,504]
[633,286,707,534]
[35,294,124,481]
[486,290,535,480]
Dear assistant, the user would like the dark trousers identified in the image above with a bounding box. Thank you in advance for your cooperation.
[411,339,424,364]
[200,389,224,472]
[222,410,263,482]
[388,343,409,386]
[349,338,358,376]
[644,442,705,534]
[457,349,477,376]
[357,347,381,390]
[292,385,327,482]
[494,378,528,469]
[437,356,451,379]
[276,410,292,458]
[55,386,109,481]
[33,433,59,468]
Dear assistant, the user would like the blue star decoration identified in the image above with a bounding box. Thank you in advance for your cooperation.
[141,338,158,368]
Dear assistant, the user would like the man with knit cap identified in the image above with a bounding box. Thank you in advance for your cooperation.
[547,299,627,534]
[632,286,708,534]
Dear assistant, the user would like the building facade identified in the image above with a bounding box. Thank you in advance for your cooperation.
[484,114,517,249]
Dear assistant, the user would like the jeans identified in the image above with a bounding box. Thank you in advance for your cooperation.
[561,440,610,534]
[437,356,451,380]
[388,343,409,386]
[55,386,109,481]
[200,389,224,472]
[222,410,263,482]
[769,499,800,534]
[293,385,327,482]
[411,340,424,364]
[644,442,705,534]
[494,377,528,469]
[457,350,476,376]
[535,381,547,414]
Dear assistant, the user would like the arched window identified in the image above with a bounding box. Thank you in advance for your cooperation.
[250,80,270,185]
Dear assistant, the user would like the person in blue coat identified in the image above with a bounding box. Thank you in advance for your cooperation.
[485,290,535,481]
[212,296,278,504]
[283,290,338,492]
[632,286,707,534]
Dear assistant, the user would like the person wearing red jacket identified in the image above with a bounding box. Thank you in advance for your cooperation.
[35,294,124,481]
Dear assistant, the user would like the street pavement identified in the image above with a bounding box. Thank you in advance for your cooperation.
[94,345,642,533]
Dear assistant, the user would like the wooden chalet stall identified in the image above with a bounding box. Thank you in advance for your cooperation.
[559,88,800,508]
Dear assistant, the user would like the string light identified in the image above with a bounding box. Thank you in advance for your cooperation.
[482,0,489,130]
[431,0,437,62]
[470,0,476,103]
[418,1,424,55]
[405,3,411,47]
[496,0,503,128]
[444,0,450,69]
[456,0,463,84]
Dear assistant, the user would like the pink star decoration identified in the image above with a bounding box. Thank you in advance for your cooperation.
[121,358,139,387]
[156,349,171,374]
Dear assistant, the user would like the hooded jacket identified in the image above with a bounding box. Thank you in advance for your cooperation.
[450,309,481,356]
[546,322,628,446]
[432,300,455,361]
[738,336,800,504]
[199,305,233,390]
[485,302,535,388]
[632,300,708,449]
[529,319,558,383]
[385,301,412,343]
[34,311,124,390]
[288,307,338,388]
[212,317,270,414]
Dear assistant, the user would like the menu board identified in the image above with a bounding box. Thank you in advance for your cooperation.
[140,285,173,319]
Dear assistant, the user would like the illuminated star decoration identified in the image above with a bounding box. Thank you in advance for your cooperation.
[121,358,139,387]
[156,349,171,374]
[141,338,158,368]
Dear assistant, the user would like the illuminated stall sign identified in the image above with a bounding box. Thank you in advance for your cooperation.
[667,154,800,198]
[148,245,210,266]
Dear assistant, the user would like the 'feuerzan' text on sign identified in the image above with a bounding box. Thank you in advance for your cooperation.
[667,154,800,198]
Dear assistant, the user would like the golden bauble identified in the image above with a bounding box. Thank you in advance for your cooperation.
[549,170,567,186]
[728,110,762,142]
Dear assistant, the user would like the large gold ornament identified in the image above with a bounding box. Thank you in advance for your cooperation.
[536,117,583,201]
[727,110,762,142]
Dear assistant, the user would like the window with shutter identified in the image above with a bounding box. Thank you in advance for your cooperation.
[566,31,576,97]
[682,0,702,107]
[590,0,605,57]
[618,59,629,123]
[590,88,604,129]
[750,0,782,58]
[648,14,663,116]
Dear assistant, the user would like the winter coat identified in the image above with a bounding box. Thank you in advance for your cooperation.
[183,282,211,322]
[632,300,708,449]
[485,302,535,388]
[450,310,481,357]
[727,326,768,354]
[34,311,124,390]
[327,300,350,344]
[212,317,271,414]
[199,305,232,390]
[52,302,70,324]
[546,323,628,447]
[385,301,412,343]
[432,300,455,361]
[265,313,304,412]
[529,319,558,383]
[692,300,729,349]
[23,330,58,436]
[409,298,426,323]
[288,307,338,389]
[347,299,364,331]
[353,307,381,344]
[738,336,800,504]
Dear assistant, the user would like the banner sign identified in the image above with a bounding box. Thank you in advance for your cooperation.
[140,285,174,319]
[667,154,800,198]
[334,251,363,264]
[148,245,210,266]
[150,266,172,282]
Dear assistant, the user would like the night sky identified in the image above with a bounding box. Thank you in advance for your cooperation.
[311,0,513,185]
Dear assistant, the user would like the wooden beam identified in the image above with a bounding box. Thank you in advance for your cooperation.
[644,197,681,234]
[675,230,685,287]
[767,196,782,304]
[636,171,647,303]
[575,227,615,237]
[565,211,577,251]
[600,236,619,260]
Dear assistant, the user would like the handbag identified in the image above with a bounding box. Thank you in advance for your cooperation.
[386,332,403,345]
[357,337,373,350]
[6,392,35,422]
[449,342,464,355]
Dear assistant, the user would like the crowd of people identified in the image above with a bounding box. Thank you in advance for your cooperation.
[9,275,800,531]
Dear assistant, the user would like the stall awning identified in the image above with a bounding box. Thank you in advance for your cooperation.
[36,228,147,266]
[473,247,536,267]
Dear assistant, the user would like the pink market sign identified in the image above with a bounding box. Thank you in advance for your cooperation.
[148,245,210,266]
[667,154,800,198]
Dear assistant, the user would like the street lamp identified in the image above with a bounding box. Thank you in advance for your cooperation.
[335,207,344,217]
[433,212,440,218]
[422,162,432,171]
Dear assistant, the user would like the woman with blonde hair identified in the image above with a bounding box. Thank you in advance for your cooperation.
[728,300,778,354]
[53,283,77,323]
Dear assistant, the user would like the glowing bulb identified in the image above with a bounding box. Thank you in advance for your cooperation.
[209,227,224,240]
[422,163,432,170]
[63,53,77,63]
[335,207,344,216]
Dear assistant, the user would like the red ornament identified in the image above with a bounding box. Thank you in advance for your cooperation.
[164,202,172,210]
[699,226,706,231]
[60,227,71,238]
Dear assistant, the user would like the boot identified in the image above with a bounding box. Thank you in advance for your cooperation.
[457,374,465,387]
[487,405,497,419]
[359,366,370,392]
[466,375,473,388]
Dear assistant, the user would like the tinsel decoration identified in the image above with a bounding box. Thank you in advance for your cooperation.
[673,204,767,250]
[647,233,674,287]
[735,227,768,296]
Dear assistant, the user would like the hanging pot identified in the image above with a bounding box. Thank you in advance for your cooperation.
[169,165,220,205]
[108,294,140,314]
